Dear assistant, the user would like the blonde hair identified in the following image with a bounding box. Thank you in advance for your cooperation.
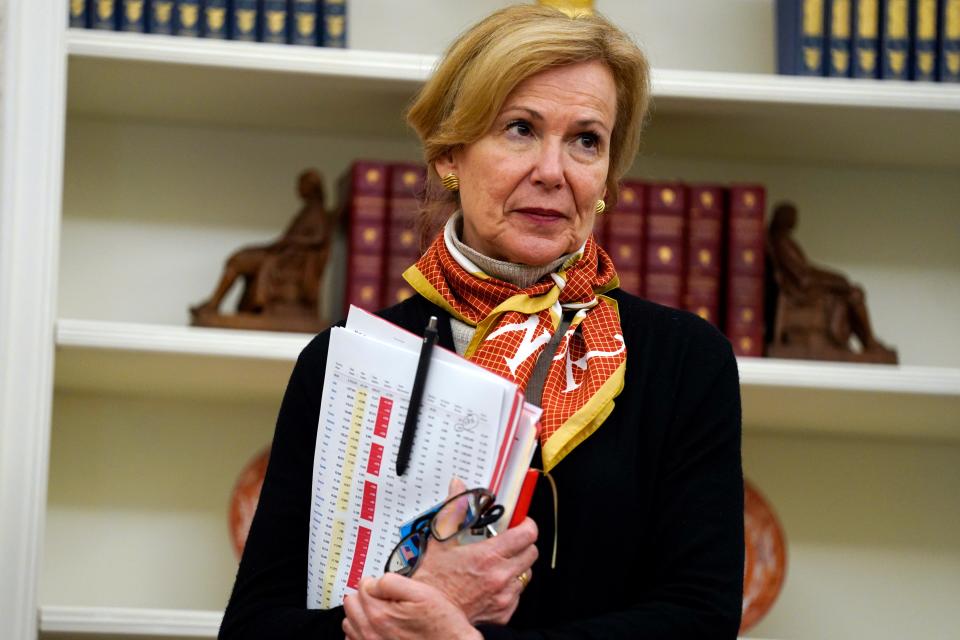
[407,4,651,243]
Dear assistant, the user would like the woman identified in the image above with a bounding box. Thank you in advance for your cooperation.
[220,5,743,639]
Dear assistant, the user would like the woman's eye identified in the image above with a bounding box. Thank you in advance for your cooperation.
[578,133,600,150]
[507,120,532,137]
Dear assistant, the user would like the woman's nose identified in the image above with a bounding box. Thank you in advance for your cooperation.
[530,138,565,190]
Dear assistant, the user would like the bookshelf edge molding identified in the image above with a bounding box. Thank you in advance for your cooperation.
[51,320,960,441]
[66,28,437,83]
[40,605,222,638]
[0,2,68,640]
[651,68,960,111]
[66,29,960,113]
[738,357,960,396]
[56,318,312,361]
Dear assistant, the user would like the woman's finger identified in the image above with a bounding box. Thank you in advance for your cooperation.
[368,571,428,601]
[341,615,360,640]
[435,480,470,538]
[488,517,538,558]
[344,586,377,640]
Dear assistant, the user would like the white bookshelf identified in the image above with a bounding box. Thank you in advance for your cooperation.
[1,2,957,640]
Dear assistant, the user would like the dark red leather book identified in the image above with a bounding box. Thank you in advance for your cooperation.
[643,182,687,309]
[385,163,426,307]
[684,185,726,328]
[604,181,645,296]
[342,161,390,312]
[725,185,767,358]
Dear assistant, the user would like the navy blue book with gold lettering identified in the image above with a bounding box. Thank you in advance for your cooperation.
[150,0,175,34]
[939,0,960,81]
[175,0,201,37]
[852,0,881,77]
[912,0,938,80]
[203,0,229,38]
[91,0,119,29]
[776,0,828,75]
[118,0,147,32]
[827,0,853,76]
[69,0,89,28]
[322,0,347,48]
[880,0,912,79]
[232,0,260,41]
[291,0,320,45]
[261,0,289,43]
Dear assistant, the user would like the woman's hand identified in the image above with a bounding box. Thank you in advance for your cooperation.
[343,574,481,640]
[412,478,539,625]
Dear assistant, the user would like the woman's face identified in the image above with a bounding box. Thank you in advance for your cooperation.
[435,60,617,266]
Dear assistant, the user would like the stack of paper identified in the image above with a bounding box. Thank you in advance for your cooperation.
[307,307,541,609]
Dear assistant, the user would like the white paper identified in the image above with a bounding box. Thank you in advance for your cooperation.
[307,324,517,609]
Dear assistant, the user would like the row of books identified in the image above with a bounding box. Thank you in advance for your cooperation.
[338,161,767,358]
[776,0,960,82]
[339,161,426,317]
[596,182,767,359]
[68,0,347,47]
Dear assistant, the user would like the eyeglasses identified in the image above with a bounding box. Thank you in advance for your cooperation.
[384,488,504,577]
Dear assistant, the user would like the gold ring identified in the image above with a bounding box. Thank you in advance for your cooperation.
[517,571,530,588]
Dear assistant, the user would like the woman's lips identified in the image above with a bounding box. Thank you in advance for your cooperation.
[515,207,566,222]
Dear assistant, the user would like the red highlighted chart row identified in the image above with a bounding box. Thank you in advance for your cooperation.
[374,397,393,438]
[346,526,372,590]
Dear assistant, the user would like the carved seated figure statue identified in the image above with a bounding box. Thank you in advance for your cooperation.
[767,203,897,363]
[190,169,334,333]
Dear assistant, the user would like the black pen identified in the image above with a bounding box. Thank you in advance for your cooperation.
[396,316,439,476]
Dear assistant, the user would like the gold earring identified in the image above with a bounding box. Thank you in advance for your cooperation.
[441,172,460,192]
[595,199,606,215]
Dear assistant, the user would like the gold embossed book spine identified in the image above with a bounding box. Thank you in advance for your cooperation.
[91,0,118,30]
[604,181,646,297]
[724,186,766,358]
[69,0,90,28]
[384,164,427,307]
[912,0,939,81]
[151,0,175,35]
[684,185,726,329]
[232,0,260,41]
[939,0,960,81]
[827,0,854,76]
[174,0,201,37]
[643,183,688,310]
[342,161,390,312]
[118,0,146,32]
[261,0,289,43]
[852,0,881,77]
[880,0,912,79]
[776,0,828,75]
[322,0,347,48]
[291,0,321,46]
[203,0,229,39]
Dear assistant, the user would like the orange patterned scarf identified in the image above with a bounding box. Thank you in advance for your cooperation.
[402,220,626,471]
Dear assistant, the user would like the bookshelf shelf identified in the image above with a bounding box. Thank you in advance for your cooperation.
[40,606,222,638]
[40,605,776,640]
[54,319,960,442]
[66,29,960,167]
[55,319,309,401]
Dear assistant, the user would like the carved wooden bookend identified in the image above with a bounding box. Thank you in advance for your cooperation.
[766,203,898,364]
[190,169,334,334]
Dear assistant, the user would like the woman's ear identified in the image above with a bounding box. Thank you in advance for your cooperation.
[433,149,457,179]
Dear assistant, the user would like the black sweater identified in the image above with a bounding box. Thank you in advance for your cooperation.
[220,288,744,639]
